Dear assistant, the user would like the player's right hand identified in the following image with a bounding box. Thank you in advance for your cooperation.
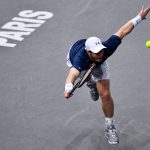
[64,83,74,99]
[64,83,73,98]
[64,91,73,99]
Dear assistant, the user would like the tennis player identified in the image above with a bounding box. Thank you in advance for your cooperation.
[64,6,150,144]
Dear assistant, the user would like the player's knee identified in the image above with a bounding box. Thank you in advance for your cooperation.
[99,90,111,102]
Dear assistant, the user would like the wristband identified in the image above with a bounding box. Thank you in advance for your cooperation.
[130,15,142,27]
[65,83,73,92]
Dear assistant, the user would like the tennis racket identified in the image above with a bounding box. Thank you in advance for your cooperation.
[69,63,96,94]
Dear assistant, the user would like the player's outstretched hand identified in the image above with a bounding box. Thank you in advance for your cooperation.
[138,5,150,19]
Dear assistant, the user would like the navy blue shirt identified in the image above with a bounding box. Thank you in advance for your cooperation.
[69,35,121,72]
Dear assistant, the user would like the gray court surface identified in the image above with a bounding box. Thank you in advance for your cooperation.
[0,0,150,150]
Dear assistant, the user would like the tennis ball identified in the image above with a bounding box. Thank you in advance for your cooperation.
[146,40,150,48]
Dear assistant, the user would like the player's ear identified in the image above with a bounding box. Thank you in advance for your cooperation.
[86,51,93,59]
[87,51,92,55]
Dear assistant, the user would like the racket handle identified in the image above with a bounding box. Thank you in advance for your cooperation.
[69,86,77,94]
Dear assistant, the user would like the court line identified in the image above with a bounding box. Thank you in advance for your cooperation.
[119,119,135,134]
[64,106,89,126]
[74,0,93,18]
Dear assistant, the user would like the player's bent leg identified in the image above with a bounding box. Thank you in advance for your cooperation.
[89,61,109,101]
[86,77,99,101]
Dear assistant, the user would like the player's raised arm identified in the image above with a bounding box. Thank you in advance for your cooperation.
[115,5,150,39]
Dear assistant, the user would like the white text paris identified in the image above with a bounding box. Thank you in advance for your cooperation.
[0,10,54,47]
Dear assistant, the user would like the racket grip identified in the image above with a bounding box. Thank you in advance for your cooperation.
[69,86,77,94]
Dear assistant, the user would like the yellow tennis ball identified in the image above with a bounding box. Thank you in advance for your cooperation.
[146,40,150,48]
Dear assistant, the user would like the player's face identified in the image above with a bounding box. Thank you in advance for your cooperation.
[90,50,104,63]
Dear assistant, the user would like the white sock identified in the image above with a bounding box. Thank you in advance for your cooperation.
[105,117,113,125]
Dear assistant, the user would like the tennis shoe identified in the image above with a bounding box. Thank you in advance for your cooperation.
[105,121,119,144]
[87,79,99,101]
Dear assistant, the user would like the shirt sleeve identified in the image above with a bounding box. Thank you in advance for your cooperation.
[71,56,83,72]
[103,35,121,57]
[71,52,90,72]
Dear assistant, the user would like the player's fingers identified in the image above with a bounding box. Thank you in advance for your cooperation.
[140,6,150,20]
[68,93,73,98]
[64,91,69,98]
[64,92,73,99]
[138,5,145,18]
[144,6,150,13]
[142,5,144,11]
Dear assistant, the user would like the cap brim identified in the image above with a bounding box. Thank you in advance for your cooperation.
[91,45,106,53]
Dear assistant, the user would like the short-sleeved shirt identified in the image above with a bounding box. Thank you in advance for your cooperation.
[69,35,121,72]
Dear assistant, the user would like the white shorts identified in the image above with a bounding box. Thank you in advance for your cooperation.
[66,53,110,82]
[91,61,110,82]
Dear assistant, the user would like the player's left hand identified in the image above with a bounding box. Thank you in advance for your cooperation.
[138,5,150,19]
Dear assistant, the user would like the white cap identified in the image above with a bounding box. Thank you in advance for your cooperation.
[85,37,106,53]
